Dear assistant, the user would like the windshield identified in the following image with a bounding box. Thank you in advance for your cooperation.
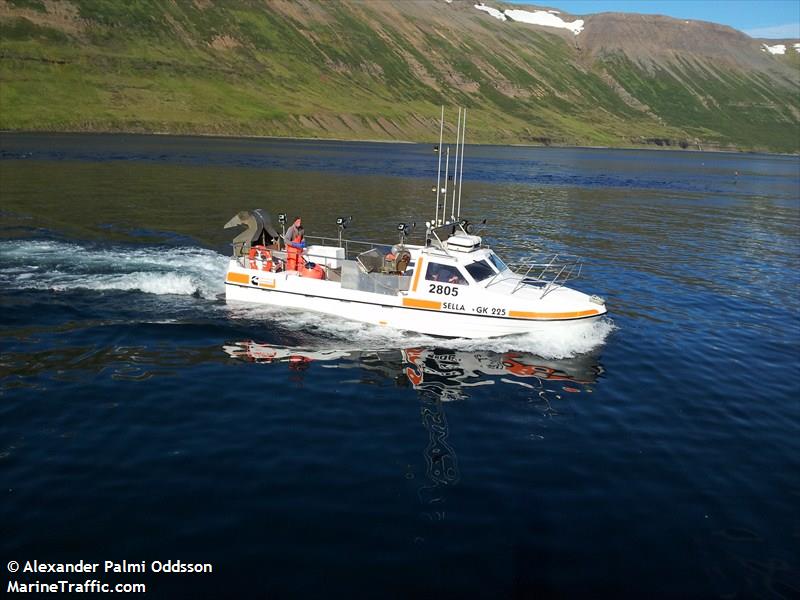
[465,259,495,282]
[488,252,509,273]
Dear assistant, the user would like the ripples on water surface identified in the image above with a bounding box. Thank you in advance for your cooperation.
[1,133,799,598]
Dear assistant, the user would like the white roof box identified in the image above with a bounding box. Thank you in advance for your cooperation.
[307,245,345,269]
[445,234,482,252]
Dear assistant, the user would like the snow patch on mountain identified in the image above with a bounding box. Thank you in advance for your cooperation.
[504,8,584,35]
[762,43,787,55]
[474,3,584,35]
[474,3,506,21]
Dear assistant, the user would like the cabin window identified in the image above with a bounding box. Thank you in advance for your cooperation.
[465,260,495,282]
[488,253,509,273]
[425,262,467,285]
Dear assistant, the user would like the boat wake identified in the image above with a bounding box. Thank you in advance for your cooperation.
[452,317,616,358]
[0,240,228,300]
[1,239,615,358]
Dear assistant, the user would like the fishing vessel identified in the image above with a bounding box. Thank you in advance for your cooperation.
[223,109,607,338]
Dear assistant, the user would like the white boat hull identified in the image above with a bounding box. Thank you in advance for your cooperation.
[224,260,605,339]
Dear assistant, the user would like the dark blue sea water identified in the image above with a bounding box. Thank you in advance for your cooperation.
[1,133,799,598]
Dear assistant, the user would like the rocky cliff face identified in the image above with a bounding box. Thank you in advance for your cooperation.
[1,0,798,152]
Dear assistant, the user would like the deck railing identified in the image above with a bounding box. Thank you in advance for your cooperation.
[508,254,583,298]
[304,235,392,262]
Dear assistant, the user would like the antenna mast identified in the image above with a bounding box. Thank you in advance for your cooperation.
[451,107,462,222]
[457,108,466,219]
[442,146,450,225]
[434,106,444,225]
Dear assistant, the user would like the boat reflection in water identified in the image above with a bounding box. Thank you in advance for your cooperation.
[221,343,352,371]
[222,341,603,521]
[222,342,602,394]
[401,347,601,401]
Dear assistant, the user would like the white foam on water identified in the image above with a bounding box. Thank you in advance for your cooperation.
[448,317,616,359]
[0,240,228,299]
[53,271,199,296]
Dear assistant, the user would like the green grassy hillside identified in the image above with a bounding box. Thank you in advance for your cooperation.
[0,0,798,152]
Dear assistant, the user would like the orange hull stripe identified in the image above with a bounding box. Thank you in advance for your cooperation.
[402,298,441,310]
[258,280,276,288]
[226,272,250,284]
[411,257,424,292]
[509,309,600,320]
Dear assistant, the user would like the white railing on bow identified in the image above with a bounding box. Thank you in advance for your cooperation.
[508,254,583,298]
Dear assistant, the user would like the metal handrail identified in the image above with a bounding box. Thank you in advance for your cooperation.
[484,265,514,288]
[234,245,342,275]
[356,254,370,274]
[304,235,393,262]
[508,254,583,298]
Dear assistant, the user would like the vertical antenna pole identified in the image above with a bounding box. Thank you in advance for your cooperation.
[435,106,444,226]
[442,146,450,225]
[457,108,466,219]
[451,107,461,221]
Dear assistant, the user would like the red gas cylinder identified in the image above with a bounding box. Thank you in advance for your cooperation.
[300,262,325,280]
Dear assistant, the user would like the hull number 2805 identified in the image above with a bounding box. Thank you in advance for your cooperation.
[428,283,459,296]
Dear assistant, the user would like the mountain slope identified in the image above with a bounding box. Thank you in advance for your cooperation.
[0,0,798,152]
